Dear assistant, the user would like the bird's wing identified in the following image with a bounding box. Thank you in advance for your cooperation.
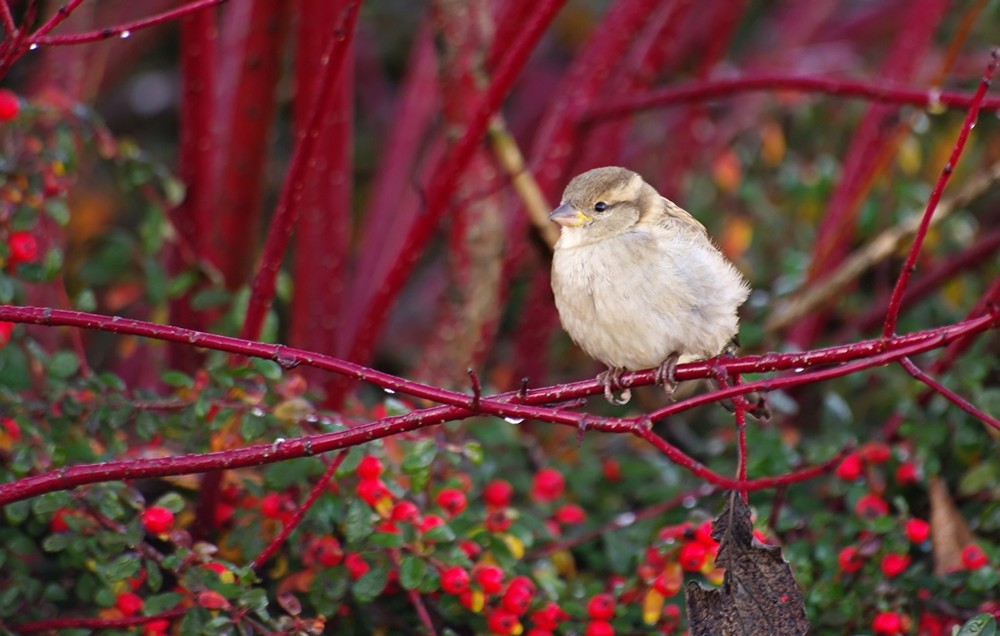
[647,196,708,237]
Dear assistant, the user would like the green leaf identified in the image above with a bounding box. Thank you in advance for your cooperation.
[344,500,373,543]
[422,523,456,543]
[4,500,29,525]
[32,491,71,516]
[161,370,193,388]
[103,554,141,581]
[143,592,184,614]
[42,533,71,552]
[47,351,79,379]
[399,556,428,590]
[957,614,997,636]
[369,531,404,548]
[352,565,389,603]
[153,491,186,513]
[146,559,163,592]
[250,358,282,381]
[402,439,436,474]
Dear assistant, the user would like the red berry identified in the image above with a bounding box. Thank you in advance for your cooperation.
[835,453,863,481]
[895,461,920,485]
[141,506,174,535]
[586,593,616,621]
[309,536,343,567]
[356,478,391,507]
[197,590,229,610]
[486,609,520,635]
[880,553,911,578]
[8,231,38,264]
[1,417,20,441]
[391,500,420,522]
[416,513,444,533]
[0,322,13,346]
[531,468,565,502]
[115,592,144,616]
[356,455,383,480]
[50,508,72,533]
[526,630,554,636]
[693,521,717,547]
[678,541,709,572]
[485,509,512,533]
[0,89,18,121]
[459,539,482,560]
[440,566,470,595]
[483,479,514,508]
[837,546,863,574]
[961,544,988,570]
[475,565,505,595]
[859,442,891,464]
[144,618,170,636]
[584,620,615,636]
[554,503,586,525]
[872,611,903,635]
[260,493,284,518]
[855,493,889,518]
[652,568,682,597]
[530,602,565,630]
[345,553,369,579]
[601,457,622,482]
[904,518,930,544]
[436,488,467,516]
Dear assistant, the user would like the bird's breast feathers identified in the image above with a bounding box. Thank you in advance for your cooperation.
[552,230,748,369]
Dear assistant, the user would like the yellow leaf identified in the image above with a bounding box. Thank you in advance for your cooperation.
[897,134,922,176]
[760,120,786,166]
[643,587,666,625]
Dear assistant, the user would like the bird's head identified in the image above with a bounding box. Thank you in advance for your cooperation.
[549,166,657,241]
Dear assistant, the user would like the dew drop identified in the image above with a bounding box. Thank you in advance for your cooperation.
[383,387,396,395]
[794,367,805,373]
[682,496,697,509]
[29,43,39,51]
[250,406,266,417]
[119,30,131,39]
[614,512,636,527]
[503,416,524,425]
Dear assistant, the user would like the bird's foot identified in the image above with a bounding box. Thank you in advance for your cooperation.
[654,353,680,401]
[596,367,631,405]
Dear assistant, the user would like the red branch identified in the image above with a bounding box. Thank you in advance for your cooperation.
[32,0,228,45]
[0,305,995,505]
[882,48,999,336]
[331,0,566,402]
[250,451,347,569]
[899,358,1000,430]
[14,608,185,634]
[582,74,1000,122]
[239,0,360,343]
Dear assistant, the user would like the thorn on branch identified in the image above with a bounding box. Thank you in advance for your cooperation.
[467,367,481,411]
[517,377,529,402]
[576,415,592,445]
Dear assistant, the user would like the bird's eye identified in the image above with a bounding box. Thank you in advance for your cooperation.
[594,201,608,212]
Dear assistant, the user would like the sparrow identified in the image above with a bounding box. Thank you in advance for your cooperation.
[549,166,751,404]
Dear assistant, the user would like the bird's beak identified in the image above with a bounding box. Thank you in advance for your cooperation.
[549,203,592,227]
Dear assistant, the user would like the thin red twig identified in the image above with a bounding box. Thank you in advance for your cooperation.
[883,49,999,337]
[899,357,1000,430]
[28,0,86,40]
[0,1,16,35]
[32,0,227,45]
[251,451,347,570]
[582,74,1000,123]
[14,608,185,634]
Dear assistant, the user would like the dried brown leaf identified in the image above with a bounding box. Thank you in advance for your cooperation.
[685,492,809,636]
[929,475,976,575]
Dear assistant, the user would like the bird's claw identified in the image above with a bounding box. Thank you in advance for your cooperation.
[597,368,631,405]
[654,353,680,401]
